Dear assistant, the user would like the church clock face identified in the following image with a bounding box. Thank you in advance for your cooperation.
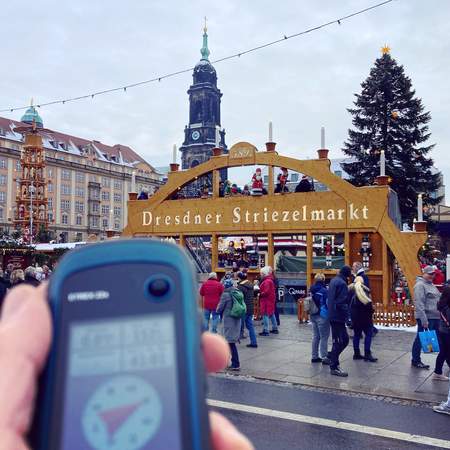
[82,375,162,450]
[191,130,200,141]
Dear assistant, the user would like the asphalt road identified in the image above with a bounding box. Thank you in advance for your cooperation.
[207,375,450,450]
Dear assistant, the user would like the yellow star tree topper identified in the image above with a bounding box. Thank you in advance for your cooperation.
[381,44,391,55]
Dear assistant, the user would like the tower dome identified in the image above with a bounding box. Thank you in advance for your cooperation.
[20,102,44,128]
[193,25,217,85]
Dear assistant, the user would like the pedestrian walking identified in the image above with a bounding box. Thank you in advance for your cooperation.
[310,273,330,364]
[433,288,450,414]
[237,272,258,348]
[216,278,242,370]
[350,276,377,362]
[199,272,224,333]
[328,265,352,377]
[411,266,443,371]
[258,266,279,336]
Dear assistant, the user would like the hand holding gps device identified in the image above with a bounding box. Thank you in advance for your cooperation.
[30,239,210,450]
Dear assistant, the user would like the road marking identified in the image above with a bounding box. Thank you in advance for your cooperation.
[207,399,450,449]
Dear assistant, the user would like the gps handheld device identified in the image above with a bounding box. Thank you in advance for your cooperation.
[30,239,211,450]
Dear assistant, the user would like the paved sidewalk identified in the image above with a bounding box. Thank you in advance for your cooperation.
[218,315,449,404]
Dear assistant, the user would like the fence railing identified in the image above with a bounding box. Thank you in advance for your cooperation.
[372,303,416,327]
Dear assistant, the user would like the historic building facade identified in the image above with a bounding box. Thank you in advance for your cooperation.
[0,106,162,242]
[179,25,228,171]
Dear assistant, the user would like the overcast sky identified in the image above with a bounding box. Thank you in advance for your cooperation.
[2,0,450,198]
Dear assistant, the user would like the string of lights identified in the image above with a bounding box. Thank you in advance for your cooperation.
[0,0,395,113]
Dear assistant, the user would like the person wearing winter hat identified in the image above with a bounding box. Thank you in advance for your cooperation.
[216,277,242,370]
[237,272,258,348]
[327,265,352,377]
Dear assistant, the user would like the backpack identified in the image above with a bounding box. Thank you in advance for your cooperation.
[230,289,247,318]
[304,295,319,315]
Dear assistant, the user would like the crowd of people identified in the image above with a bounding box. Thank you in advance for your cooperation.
[199,261,450,417]
[0,263,52,307]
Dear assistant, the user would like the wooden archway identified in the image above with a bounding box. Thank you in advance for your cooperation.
[124,142,427,302]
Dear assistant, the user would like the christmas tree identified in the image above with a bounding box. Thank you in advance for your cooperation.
[342,46,442,223]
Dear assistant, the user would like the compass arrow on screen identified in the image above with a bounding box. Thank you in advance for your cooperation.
[99,401,142,437]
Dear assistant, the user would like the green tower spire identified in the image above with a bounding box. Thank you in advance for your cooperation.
[200,17,210,61]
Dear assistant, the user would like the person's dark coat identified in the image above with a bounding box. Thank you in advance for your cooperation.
[24,275,40,287]
[310,280,328,315]
[350,287,374,329]
[295,179,312,192]
[438,300,450,335]
[327,267,351,323]
[238,280,254,316]
[137,191,148,200]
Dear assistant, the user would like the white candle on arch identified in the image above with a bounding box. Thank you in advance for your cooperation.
[380,150,386,177]
[269,121,273,142]
[321,126,325,149]
[131,171,136,193]
[418,194,423,222]
[172,144,177,164]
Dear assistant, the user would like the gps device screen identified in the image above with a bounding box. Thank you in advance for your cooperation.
[61,313,182,450]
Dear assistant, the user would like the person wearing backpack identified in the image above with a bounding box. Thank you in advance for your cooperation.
[258,266,279,336]
[310,273,331,364]
[237,271,258,348]
[434,286,450,415]
[216,278,244,370]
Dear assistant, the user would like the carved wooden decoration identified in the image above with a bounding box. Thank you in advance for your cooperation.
[123,142,427,303]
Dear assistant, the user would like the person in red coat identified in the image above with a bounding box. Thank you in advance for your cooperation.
[200,272,224,333]
[259,266,279,336]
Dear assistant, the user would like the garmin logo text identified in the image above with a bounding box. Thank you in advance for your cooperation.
[67,291,110,302]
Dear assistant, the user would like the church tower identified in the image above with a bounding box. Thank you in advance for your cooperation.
[179,23,227,170]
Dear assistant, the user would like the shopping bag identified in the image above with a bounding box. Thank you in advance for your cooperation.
[419,330,440,353]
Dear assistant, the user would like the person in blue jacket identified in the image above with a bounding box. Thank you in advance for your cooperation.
[310,273,330,365]
[327,265,352,377]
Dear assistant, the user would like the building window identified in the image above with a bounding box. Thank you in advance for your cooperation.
[113,193,122,202]
[75,201,84,213]
[115,221,120,230]
[62,184,71,195]
[75,232,83,242]
[61,200,70,210]
[114,180,122,190]
[91,217,99,227]
[61,169,71,180]
[75,187,85,197]
[102,177,111,188]
[15,160,21,171]
[61,213,68,225]
[75,172,85,183]
[102,218,108,228]
[48,198,53,210]
[90,175,97,182]
[0,192,5,203]
[47,168,53,177]
[48,183,53,193]
[114,206,121,217]
[92,203,99,213]
[0,159,6,169]
[48,212,54,222]
[0,175,6,185]
[101,191,110,201]
[291,173,299,182]
[76,215,83,226]
[101,205,110,215]
[0,207,3,219]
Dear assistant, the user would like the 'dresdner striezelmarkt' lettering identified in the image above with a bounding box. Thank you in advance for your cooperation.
[142,203,369,228]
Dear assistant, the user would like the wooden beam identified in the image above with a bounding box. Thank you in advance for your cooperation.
[212,170,220,198]
[267,232,274,268]
[268,165,274,195]
[179,234,186,247]
[382,239,389,305]
[211,233,218,271]
[344,231,350,266]
[307,231,313,289]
